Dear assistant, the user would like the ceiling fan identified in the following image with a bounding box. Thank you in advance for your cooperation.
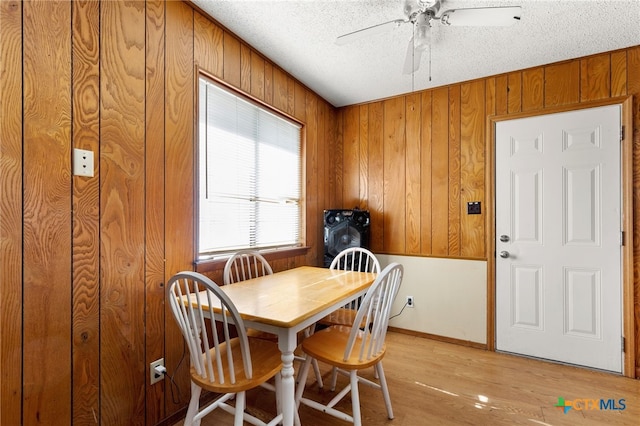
[336,0,522,76]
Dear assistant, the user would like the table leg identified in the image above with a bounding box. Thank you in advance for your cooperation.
[279,332,298,426]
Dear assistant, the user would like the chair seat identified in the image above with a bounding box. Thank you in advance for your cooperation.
[318,307,358,327]
[191,337,282,394]
[302,325,385,370]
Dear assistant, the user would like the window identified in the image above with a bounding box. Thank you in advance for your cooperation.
[198,76,302,258]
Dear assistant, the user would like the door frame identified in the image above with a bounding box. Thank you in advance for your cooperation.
[485,96,635,378]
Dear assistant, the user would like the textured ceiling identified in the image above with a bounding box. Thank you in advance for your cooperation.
[190,0,640,107]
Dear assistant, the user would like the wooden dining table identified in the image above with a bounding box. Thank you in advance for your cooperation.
[210,266,376,426]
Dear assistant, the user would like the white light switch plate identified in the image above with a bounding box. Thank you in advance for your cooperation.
[73,148,94,177]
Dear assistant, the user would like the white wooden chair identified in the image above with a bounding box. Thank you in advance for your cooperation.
[167,271,283,426]
[223,249,273,285]
[294,263,404,426]
[320,247,381,327]
[223,250,279,342]
[223,250,324,387]
[315,247,382,384]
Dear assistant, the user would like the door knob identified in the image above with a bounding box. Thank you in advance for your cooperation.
[499,251,510,258]
[500,235,510,242]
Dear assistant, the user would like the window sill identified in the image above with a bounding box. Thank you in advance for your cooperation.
[194,246,310,273]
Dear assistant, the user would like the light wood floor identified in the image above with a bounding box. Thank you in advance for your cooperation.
[174,332,640,425]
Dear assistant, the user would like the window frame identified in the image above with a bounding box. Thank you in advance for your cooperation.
[194,70,307,265]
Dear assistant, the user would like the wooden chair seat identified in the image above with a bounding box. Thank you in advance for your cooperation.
[301,325,385,370]
[191,337,282,394]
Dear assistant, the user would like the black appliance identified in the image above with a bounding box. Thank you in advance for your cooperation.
[323,209,370,267]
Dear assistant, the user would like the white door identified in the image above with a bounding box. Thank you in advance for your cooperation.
[495,105,623,373]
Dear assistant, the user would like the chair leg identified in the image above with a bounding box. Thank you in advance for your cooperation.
[184,382,202,426]
[302,326,324,389]
[234,391,246,426]
[294,356,313,409]
[349,370,362,426]
[330,366,339,391]
[311,358,324,389]
[375,362,394,419]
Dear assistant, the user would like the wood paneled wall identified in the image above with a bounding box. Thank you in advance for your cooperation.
[1,1,639,424]
[335,46,640,377]
[0,0,336,424]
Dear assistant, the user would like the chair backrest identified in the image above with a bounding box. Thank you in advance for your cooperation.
[343,262,404,362]
[167,271,254,384]
[329,247,380,273]
[223,250,273,285]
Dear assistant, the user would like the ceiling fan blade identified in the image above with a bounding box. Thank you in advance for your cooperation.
[336,18,407,45]
[440,6,522,26]
[403,37,425,75]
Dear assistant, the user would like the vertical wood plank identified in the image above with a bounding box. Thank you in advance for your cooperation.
[507,71,522,114]
[522,68,544,112]
[495,75,508,116]
[486,77,496,118]
[420,91,433,255]
[250,51,265,101]
[368,102,384,252]
[405,93,421,254]
[314,99,328,266]
[332,109,344,209]
[448,86,461,256]
[23,0,72,423]
[264,62,273,105]
[273,66,288,113]
[460,80,486,258]
[165,0,195,414]
[71,0,100,423]
[431,87,449,256]
[342,106,360,207]
[383,97,406,253]
[580,53,611,102]
[318,99,330,215]
[287,76,296,117]
[194,11,223,78]
[305,94,319,266]
[100,0,146,423]
[627,45,640,378]
[611,50,627,97]
[544,61,580,107]
[223,31,241,88]
[0,1,23,424]
[240,42,251,93]
[294,82,306,121]
[145,0,166,423]
[359,104,369,209]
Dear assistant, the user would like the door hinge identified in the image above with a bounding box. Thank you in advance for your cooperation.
[622,336,626,353]
[620,125,624,141]
[621,231,625,246]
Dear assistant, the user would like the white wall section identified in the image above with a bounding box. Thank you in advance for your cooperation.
[379,254,487,344]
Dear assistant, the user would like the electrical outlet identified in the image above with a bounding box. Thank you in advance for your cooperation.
[407,296,414,308]
[73,148,94,177]
[150,358,165,385]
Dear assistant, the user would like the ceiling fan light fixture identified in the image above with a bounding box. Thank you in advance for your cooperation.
[414,17,431,50]
[440,6,522,27]
[417,0,437,9]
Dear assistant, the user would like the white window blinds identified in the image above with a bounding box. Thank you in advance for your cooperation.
[198,77,302,256]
